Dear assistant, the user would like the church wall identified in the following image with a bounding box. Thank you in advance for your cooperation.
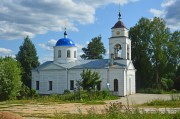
[32,70,67,94]
[32,67,132,97]
[68,69,109,91]
[108,68,125,96]
[127,70,136,94]
[32,71,39,93]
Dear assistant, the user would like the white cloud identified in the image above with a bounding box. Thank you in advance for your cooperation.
[0,0,139,40]
[161,0,175,7]
[38,39,57,51]
[48,39,57,46]
[105,49,109,56]
[39,55,53,64]
[149,9,164,17]
[0,48,13,55]
[76,43,85,59]
[149,0,180,30]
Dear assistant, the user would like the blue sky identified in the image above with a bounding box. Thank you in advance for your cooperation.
[0,0,179,63]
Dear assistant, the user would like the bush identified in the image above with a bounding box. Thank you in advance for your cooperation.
[18,84,31,99]
[174,76,180,90]
[64,89,71,94]
[161,78,174,91]
[0,57,22,101]
[137,88,163,94]
[171,89,178,93]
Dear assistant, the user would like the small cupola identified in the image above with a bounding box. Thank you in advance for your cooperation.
[54,28,77,63]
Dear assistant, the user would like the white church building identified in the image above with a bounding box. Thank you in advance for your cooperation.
[32,12,136,96]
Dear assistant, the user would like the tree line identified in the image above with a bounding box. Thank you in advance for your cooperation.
[129,17,179,91]
[0,36,39,101]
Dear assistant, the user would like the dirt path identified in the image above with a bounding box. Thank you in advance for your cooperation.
[1,103,106,118]
[106,93,172,105]
[0,93,179,118]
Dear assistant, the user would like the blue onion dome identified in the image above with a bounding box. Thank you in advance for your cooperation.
[55,30,75,46]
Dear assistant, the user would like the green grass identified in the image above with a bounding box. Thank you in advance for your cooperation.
[83,101,106,105]
[0,91,118,106]
[54,112,180,119]
[143,100,180,108]
[142,94,180,108]
[54,102,180,119]
[137,88,179,94]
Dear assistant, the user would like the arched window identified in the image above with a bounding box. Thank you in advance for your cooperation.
[114,79,118,92]
[67,50,70,58]
[58,50,61,57]
[127,45,130,60]
[74,51,76,58]
[114,44,122,59]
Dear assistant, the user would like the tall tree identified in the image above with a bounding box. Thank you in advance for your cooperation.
[129,17,179,89]
[79,69,101,91]
[81,36,106,59]
[0,57,22,101]
[16,36,40,89]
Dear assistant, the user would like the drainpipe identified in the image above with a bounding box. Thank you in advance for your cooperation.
[126,68,128,96]
[109,53,114,66]
[66,68,69,90]
[107,68,110,91]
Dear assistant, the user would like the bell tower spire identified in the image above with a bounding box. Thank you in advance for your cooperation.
[109,7,131,62]
[118,4,121,20]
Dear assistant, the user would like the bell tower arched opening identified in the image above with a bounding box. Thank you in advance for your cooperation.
[114,44,122,59]
[127,44,130,60]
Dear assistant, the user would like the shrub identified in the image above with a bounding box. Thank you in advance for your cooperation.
[0,57,22,101]
[18,84,31,99]
[161,78,174,91]
[137,88,163,94]
[171,89,178,93]
[64,89,71,94]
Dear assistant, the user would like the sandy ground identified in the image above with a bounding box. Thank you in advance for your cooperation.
[0,93,180,118]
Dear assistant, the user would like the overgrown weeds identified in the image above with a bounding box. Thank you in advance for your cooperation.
[54,102,180,119]
[14,90,118,104]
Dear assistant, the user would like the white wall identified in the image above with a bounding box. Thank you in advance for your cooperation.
[32,69,67,94]
[32,67,135,96]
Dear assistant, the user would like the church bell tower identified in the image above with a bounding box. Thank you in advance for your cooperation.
[109,10,131,64]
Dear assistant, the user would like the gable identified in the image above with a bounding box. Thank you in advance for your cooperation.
[40,62,64,70]
[127,61,135,70]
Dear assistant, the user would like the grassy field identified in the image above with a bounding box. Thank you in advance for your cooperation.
[1,94,180,118]
[54,102,180,119]
[1,100,180,119]
[142,94,180,108]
